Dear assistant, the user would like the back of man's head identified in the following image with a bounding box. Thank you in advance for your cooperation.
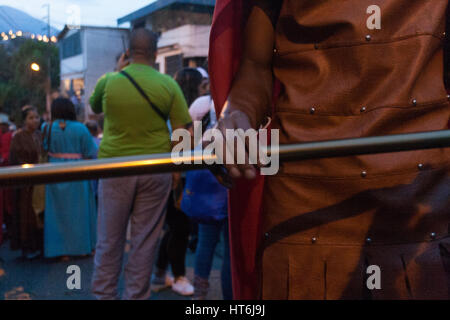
[129,28,158,61]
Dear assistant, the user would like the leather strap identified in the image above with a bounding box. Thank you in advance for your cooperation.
[120,70,168,121]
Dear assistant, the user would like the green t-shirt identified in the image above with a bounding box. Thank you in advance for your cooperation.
[90,64,192,159]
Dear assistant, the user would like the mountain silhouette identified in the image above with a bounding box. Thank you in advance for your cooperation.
[0,5,58,37]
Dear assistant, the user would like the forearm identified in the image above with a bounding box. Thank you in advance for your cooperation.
[226,58,273,129]
[222,5,275,129]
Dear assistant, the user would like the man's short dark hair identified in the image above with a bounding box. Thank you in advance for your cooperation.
[129,28,158,59]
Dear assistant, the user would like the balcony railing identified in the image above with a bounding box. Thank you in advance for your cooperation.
[0,130,449,187]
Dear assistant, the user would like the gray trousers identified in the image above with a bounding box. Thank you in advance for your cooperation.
[91,173,172,300]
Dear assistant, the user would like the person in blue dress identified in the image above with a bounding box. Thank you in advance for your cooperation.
[42,98,98,259]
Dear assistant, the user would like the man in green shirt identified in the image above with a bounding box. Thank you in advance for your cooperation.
[89,47,191,158]
[91,28,192,300]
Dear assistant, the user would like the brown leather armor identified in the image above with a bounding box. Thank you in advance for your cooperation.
[261,0,450,299]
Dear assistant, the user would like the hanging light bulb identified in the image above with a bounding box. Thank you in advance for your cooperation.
[16,31,22,37]
[51,36,57,43]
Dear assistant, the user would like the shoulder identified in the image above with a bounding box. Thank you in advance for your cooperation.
[11,129,28,144]
[11,129,23,140]
[72,122,93,138]
[157,73,179,90]
[101,72,117,80]
[96,72,118,86]
[189,96,213,121]
[192,95,213,106]
[70,121,88,130]
[189,95,213,116]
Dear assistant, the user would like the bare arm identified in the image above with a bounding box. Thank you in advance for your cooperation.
[221,6,275,128]
[217,6,275,180]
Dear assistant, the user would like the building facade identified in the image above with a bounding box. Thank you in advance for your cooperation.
[57,26,130,119]
[118,0,215,76]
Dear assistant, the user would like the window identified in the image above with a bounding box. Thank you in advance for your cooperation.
[165,54,183,76]
[61,31,82,59]
[133,20,145,29]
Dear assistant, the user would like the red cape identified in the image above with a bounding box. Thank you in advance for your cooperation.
[209,0,265,300]
[0,131,13,245]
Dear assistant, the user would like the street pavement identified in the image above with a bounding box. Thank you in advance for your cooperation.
[0,235,225,300]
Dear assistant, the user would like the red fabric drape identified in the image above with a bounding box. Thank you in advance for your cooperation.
[209,0,265,300]
[0,132,3,244]
[0,131,14,245]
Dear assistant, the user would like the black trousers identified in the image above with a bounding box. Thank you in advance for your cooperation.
[156,191,190,277]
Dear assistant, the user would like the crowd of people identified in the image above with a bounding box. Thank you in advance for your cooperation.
[0,28,232,300]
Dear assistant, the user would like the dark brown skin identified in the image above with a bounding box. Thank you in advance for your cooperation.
[23,109,40,134]
[216,6,275,181]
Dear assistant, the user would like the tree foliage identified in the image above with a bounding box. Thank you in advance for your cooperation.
[0,39,60,124]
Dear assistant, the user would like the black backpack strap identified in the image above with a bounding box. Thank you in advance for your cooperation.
[120,70,168,121]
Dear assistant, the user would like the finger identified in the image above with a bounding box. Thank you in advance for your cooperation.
[232,113,257,179]
[217,119,241,179]
[231,129,256,180]
[220,115,256,180]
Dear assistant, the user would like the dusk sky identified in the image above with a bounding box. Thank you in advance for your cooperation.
[1,0,156,30]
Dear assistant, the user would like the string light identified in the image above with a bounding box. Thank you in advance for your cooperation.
[16,30,22,37]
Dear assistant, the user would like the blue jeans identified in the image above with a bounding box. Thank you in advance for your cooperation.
[194,220,232,300]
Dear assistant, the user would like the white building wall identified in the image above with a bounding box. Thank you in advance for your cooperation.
[157,24,210,58]
[60,54,84,78]
[60,29,86,79]
[84,28,129,118]
[59,27,130,120]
